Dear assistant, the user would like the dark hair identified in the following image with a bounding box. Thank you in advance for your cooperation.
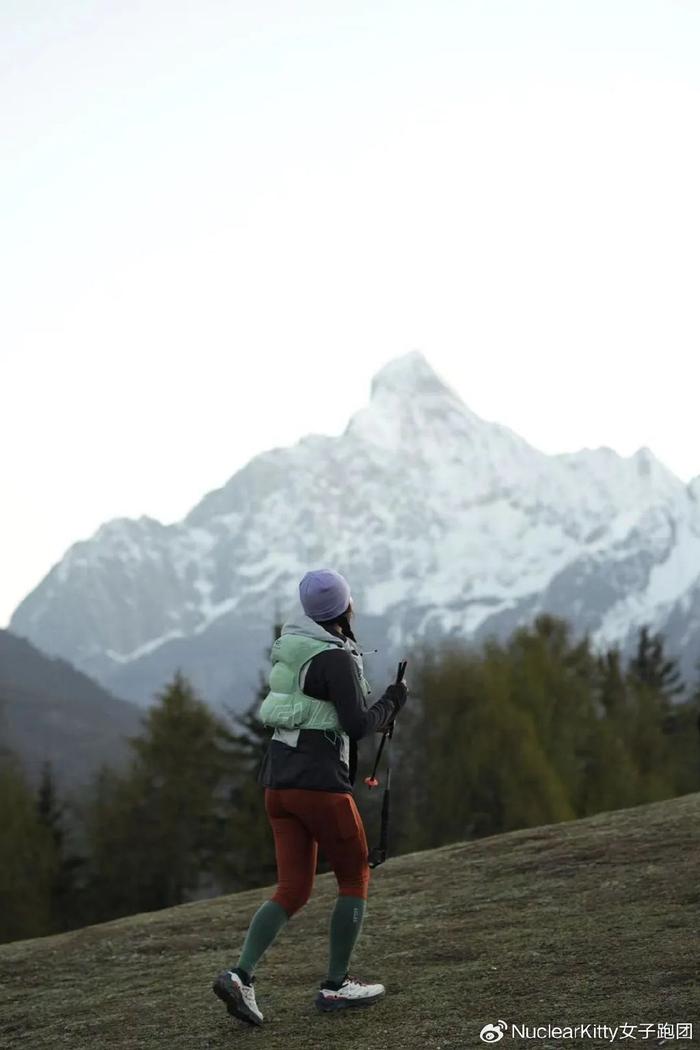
[316,603,356,643]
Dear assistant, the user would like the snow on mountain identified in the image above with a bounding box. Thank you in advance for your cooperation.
[9,351,700,706]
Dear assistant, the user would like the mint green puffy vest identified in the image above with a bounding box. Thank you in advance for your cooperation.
[259,633,369,731]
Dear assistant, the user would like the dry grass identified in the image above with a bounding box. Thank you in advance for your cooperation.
[1,792,698,1049]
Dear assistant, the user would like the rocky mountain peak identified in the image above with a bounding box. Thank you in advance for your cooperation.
[369,349,460,403]
[344,350,482,452]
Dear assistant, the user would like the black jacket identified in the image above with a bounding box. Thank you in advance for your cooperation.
[257,646,396,794]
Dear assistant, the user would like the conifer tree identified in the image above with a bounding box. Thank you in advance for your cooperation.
[36,761,84,931]
[622,627,682,799]
[629,625,685,702]
[393,634,574,851]
[214,620,281,891]
[0,753,56,943]
[624,676,676,802]
[507,615,598,815]
[654,658,700,796]
[580,646,640,812]
[597,648,628,718]
[83,671,238,920]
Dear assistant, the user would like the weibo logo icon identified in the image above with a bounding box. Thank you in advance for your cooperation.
[480,1020,508,1043]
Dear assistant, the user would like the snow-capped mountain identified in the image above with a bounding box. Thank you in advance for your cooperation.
[10,351,700,706]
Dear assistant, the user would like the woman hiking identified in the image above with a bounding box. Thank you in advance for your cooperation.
[212,568,408,1026]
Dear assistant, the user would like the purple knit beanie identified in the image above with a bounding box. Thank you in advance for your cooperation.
[299,568,352,622]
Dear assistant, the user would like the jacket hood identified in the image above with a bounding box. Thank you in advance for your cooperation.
[280,600,346,648]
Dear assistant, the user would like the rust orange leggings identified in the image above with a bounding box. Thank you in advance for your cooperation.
[264,788,371,916]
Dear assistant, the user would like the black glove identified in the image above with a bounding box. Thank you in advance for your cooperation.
[384,679,409,717]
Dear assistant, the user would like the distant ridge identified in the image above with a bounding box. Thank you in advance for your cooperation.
[0,629,142,788]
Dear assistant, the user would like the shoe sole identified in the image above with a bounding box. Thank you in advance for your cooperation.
[315,990,386,1012]
[212,974,263,1027]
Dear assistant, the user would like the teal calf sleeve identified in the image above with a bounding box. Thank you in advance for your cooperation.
[237,899,289,976]
[327,895,366,983]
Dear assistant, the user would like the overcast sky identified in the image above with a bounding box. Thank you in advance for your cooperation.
[2,0,699,628]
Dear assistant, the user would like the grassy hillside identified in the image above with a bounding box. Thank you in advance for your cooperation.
[0,792,697,1050]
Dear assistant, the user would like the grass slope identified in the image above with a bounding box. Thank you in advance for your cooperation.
[1,793,698,1050]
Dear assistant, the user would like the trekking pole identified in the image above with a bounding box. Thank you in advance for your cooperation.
[364,660,405,788]
[366,659,407,869]
[363,729,387,790]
